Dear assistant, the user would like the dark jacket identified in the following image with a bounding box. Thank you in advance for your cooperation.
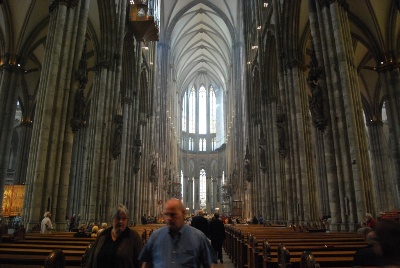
[191,215,209,236]
[209,218,226,241]
[86,227,143,268]
[352,244,383,267]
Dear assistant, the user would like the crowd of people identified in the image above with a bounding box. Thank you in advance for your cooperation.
[3,204,399,267]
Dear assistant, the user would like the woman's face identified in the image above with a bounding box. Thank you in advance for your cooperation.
[113,211,128,234]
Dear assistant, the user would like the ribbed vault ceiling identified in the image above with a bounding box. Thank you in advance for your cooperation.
[161,0,239,93]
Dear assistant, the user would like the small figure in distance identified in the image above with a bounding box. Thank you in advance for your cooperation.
[139,198,217,267]
[97,222,108,235]
[41,211,53,234]
[69,214,76,232]
[91,225,99,238]
[365,213,377,229]
[86,204,143,267]
[74,224,89,238]
[209,213,226,264]
[141,214,148,225]
[357,221,372,235]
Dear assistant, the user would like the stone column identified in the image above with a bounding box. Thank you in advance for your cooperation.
[24,1,90,229]
[366,120,396,212]
[0,59,22,208]
[380,66,400,208]
[194,177,200,211]
[308,0,375,230]
[13,122,33,185]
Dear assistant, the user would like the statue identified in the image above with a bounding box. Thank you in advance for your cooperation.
[111,115,123,159]
[258,144,267,172]
[150,160,158,182]
[276,114,287,158]
[308,79,326,131]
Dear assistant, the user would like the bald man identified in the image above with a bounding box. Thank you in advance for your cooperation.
[139,198,217,267]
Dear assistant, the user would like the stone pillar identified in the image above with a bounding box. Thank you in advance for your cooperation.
[308,0,375,230]
[13,122,33,185]
[23,1,90,229]
[366,120,396,212]
[194,177,200,211]
[380,66,400,208]
[0,59,22,208]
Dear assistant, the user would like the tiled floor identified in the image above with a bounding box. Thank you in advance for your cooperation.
[213,248,235,267]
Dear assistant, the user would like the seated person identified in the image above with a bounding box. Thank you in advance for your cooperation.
[91,225,99,238]
[357,221,372,235]
[97,222,108,235]
[352,230,383,267]
[74,224,90,237]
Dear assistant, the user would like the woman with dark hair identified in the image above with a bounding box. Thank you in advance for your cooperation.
[86,204,143,267]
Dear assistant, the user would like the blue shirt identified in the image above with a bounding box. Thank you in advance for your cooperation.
[139,224,217,267]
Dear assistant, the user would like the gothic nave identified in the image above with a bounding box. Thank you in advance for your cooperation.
[0,0,399,232]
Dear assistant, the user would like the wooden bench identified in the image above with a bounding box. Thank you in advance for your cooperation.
[0,224,155,267]
[225,224,366,268]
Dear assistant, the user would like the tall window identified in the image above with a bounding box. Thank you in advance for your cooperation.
[189,87,196,133]
[182,91,187,131]
[200,169,206,209]
[181,84,221,152]
[199,138,206,151]
[210,86,216,133]
[189,137,193,151]
[199,86,207,134]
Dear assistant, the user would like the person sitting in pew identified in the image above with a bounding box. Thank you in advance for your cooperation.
[352,230,383,267]
[356,221,372,235]
[74,224,90,237]
[91,225,99,238]
[97,222,108,235]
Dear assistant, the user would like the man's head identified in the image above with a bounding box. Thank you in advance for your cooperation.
[163,198,185,232]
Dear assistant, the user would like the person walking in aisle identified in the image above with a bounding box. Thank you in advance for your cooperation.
[139,198,217,267]
[208,213,226,263]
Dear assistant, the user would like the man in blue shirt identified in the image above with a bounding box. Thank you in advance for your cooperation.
[139,198,217,267]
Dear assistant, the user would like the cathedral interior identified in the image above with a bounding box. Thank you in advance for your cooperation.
[0,0,399,232]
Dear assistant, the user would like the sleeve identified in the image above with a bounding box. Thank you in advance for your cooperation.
[138,234,154,263]
[132,230,144,267]
[200,233,217,266]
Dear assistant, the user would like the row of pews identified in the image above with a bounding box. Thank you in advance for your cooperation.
[0,224,161,267]
[224,224,367,268]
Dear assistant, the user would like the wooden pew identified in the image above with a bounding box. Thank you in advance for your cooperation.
[0,225,155,267]
[225,224,366,268]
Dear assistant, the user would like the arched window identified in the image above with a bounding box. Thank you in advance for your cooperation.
[200,169,206,209]
[181,84,222,152]
[189,87,196,133]
[210,86,216,133]
[199,86,207,134]
[182,91,187,131]
[189,137,193,151]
